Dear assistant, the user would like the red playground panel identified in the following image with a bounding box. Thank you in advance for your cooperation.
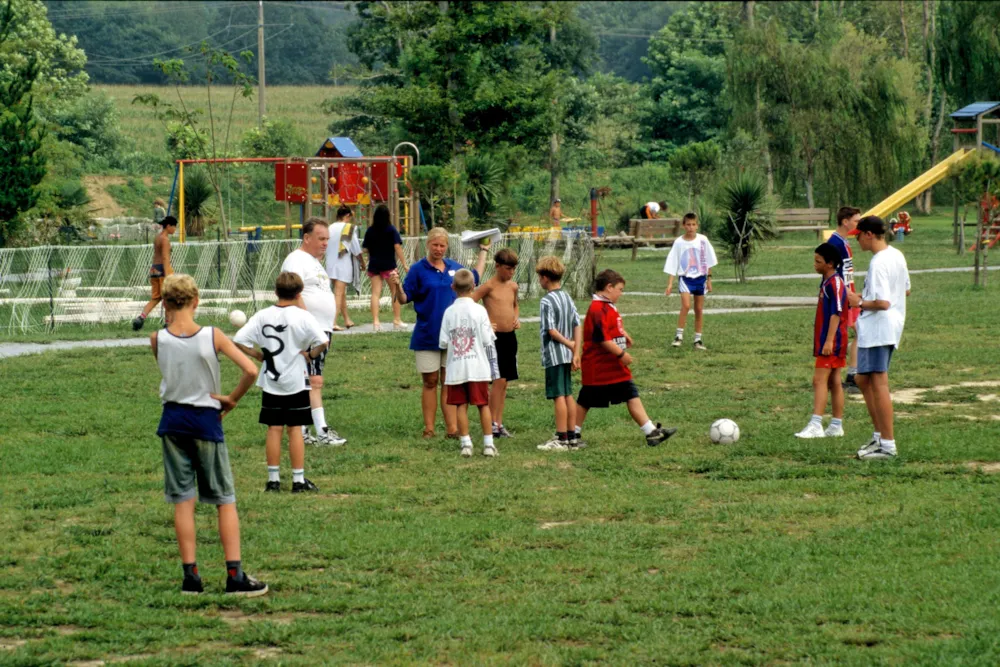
[370,160,403,202]
[335,163,365,203]
[274,163,308,203]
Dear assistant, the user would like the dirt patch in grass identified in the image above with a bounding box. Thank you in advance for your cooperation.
[539,521,576,530]
[893,381,1000,406]
[82,176,126,217]
[964,462,1000,474]
[254,647,284,659]
[0,640,27,650]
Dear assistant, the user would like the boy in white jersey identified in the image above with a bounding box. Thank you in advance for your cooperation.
[664,212,718,350]
[439,269,500,457]
[281,217,346,447]
[234,272,329,493]
[152,274,267,596]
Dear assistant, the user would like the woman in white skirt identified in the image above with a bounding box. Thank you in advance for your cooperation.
[325,206,366,330]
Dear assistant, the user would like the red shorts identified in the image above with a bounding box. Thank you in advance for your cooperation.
[815,355,847,369]
[843,306,860,328]
[446,381,490,406]
[367,269,396,280]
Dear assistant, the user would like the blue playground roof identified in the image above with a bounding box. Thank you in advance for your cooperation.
[316,137,363,158]
[950,102,1000,120]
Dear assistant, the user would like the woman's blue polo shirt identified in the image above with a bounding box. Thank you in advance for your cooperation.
[402,257,479,351]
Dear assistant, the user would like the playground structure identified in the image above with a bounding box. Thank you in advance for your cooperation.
[167,138,422,243]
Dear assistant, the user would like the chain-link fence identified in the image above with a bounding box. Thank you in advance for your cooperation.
[0,233,595,334]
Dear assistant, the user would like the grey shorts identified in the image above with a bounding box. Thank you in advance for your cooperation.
[307,331,332,378]
[161,434,236,505]
[857,345,895,375]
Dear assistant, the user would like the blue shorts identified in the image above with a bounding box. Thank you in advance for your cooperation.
[858,345,894,374]
[679,275,707,296]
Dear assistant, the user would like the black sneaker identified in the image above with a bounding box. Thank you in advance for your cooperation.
[131,316,145,331]
[181,576,203,595]
[568,434,587,450]
[291,478,318,493]
[264,481,280,492]
[646,423,677,447]
[225,573,268,597]
[843,375,862,395]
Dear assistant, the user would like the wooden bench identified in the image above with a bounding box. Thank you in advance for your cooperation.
[627,218,683,260]
[775,208,829,238]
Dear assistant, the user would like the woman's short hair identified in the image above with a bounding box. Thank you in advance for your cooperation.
[426,227,449,245]
[162,274,199,310]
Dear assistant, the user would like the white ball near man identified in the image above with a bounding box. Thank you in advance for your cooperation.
[709,418,740,445]
[229,309,247,328]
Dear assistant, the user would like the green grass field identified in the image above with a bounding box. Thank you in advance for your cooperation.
[2,216,1000,664]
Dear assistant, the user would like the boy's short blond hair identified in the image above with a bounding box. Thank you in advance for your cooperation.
[275,271,304,300]
[162,274,199,310]
[535,256,565,282]
[452,268,475,295]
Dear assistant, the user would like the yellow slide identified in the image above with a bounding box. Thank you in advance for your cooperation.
[863,149,976,219]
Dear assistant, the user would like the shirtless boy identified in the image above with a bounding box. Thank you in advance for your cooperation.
[472,248,520,438]
[133,215,178,331]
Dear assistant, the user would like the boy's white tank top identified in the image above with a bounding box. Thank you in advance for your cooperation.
[157,326,222,409]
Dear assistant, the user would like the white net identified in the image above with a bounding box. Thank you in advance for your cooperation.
[0,232,595,334]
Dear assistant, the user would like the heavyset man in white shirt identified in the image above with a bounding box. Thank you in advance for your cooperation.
[847,216,911,461]
[280,217,346,446]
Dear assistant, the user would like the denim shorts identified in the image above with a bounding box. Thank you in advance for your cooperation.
[857,345,894,375]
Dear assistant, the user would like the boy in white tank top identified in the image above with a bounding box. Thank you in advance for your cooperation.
[152,274,268,597]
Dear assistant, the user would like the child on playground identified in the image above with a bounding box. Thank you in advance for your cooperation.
[233,272,329,493]
[827,206,862,394]
[439,269,500,457]
[794,243,849,439]
[151,274,267,596]
[578,269,676,447]
[471,248,520,439]
[664,212,718,351]
[133,215,178,331]
[535,256,583,452]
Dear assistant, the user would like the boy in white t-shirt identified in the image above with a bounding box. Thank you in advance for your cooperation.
[664,212,719,351]
[234,272,329,492]
[439,269,500,458]
[847,216,911,460]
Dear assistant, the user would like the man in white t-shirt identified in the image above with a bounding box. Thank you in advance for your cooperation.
[280,217,346,446]
[847,216,911,460]
[326,206,365,331]
[233,272,329,492]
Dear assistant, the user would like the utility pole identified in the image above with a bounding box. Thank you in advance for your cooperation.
[549,21,559,208]
[257,0,266,126]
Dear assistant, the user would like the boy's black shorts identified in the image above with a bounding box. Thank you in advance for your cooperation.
[577,381,639,409]
[494,330,519,381]
[259,390,313,426]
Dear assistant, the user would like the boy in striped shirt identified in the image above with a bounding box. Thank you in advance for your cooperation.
[795,243,849,439]
[535,257,583,451]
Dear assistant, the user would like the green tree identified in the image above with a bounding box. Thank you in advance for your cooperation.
[669,140,721,209]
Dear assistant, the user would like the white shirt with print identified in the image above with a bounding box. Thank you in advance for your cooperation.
[233,305,328,395]
[438,297,498,384]
[663,234,719,278]
[857,245,910,349]
[281,248,336,331]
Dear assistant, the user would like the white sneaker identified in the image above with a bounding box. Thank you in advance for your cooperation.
[794,422,825,439]
[460,445,473,457]
[537,438,568,451]
[856,437,880,458]
[824,423,845,437]
[858,446,897,460]
[303,429,320,446]
[671,336,683,348]
[317,429,347,446]
[483,445,497,457]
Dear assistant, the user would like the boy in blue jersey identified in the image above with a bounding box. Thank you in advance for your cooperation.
[794,244,849,439]
[827,207,861,393]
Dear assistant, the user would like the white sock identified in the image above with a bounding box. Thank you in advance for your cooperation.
[574,425,581,435]
[267,466,280,482]
[830,418,842,428]
[292,468,305,484]
[880,439,896,453]
[459,435,473,448]
[848,367,857,376]
[640,420,656,436]
[311,408,328,433]
[675,328,684,339]
[483,434,495,448]
[694,332,703,343]
[809,414,823,426]
[873,431,881,441]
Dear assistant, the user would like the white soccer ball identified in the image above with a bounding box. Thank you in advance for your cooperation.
[709,418,740,444]
[229,309,247,327]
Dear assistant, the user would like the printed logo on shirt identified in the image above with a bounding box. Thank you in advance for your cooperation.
[448,270,456,276]
[260,324,287,381]
[449,325,476,358]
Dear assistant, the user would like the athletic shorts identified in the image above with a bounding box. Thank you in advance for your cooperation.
[577,380,640,409]
[307,332,332,377]
[367,269,396,280]
[494,331,519,381]
[161,434,235,505]
[415,349,447,374]
[545,363,573,399]
[259,390,313,427]
[446,381,490,406]
[815,355,847,369]
[858,345,894,375]
[150,276,164,300]
[679,275,707,296]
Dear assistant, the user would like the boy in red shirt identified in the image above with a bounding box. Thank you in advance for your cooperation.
[794,243,849,439]
[576,269,676,447]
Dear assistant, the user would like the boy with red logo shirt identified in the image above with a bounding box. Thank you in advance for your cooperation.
[576,269,677,447]
[827,206,861,393]
[795,243,849,439]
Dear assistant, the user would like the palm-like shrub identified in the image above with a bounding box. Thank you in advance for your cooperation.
[715,172,774,283]
[182,169,215,237]
[464,153,504,227]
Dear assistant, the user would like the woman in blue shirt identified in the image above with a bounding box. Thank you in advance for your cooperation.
[387,227,489,439]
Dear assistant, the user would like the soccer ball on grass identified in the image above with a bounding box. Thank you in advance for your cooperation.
[709,418,740,444]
